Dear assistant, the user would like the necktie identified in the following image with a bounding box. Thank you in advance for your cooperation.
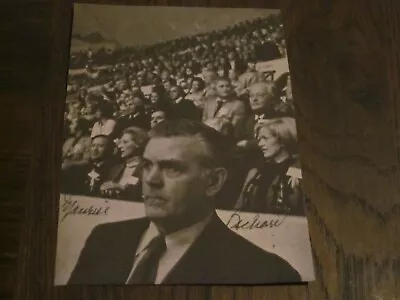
[214,100,224,117]
[126,235,167,284]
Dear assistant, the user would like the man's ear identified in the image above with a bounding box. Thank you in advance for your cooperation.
[205,167,228,197]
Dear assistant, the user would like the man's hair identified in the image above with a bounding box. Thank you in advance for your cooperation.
[149,119,235,168]
[91,134,113,156]
[248,81,277,98]
[91,134,110,143]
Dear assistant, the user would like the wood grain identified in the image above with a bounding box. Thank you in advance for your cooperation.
[1,0,399,299]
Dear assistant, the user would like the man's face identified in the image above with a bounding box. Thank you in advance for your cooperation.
[142,137,210,225]
[203,71,215,85]
[150,92,159,104]
[215,80,231,98]
[150,111,166,128]
[169,86,180,100]
[249,84,276,113]
[90,136,109,161]
[161,70,170,81]
[247,61,256,71]
[163,81,172,92]
[126,97,142,113]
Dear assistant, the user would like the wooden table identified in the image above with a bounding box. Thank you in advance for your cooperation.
[1,0,400,299]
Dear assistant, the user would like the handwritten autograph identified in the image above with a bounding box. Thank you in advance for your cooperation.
[60,195,110,222]
[226,212,287,230]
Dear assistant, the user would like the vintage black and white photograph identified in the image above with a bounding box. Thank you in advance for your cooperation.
[56,3,315,285]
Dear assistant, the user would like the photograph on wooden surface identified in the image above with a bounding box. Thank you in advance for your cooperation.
[56,3,315,285]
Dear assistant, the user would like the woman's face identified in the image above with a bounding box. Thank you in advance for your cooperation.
[118,133,138,159]
[257,127,282,160]
[191,80,200,92]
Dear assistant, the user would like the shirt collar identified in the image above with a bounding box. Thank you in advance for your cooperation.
[142,213,213,251]
[255,113,265,121]
[217,97,227,103]
[175,97,183,104]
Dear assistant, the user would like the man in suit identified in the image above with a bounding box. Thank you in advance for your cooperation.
[113,95,150,138]
[169,85,201,121]
[235,81,295,169]
[68,119,301,285]
[202,77,248,141]
[236,56,265,97]
[61,134,114,197]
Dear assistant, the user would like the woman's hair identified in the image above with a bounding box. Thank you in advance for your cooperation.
[255,117,298,156]
[121,126,149,155]
[192,77,205,90]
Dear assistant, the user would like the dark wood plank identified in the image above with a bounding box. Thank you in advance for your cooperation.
[0,0,399,299]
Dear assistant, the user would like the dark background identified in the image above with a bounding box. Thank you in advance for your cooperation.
[1,0,400,299]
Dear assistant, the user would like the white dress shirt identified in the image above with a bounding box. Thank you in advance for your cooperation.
[125,214,212,284]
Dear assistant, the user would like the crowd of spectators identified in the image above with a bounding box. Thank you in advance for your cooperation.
[61,14,305,216]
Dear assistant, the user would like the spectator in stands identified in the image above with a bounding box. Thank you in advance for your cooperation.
[90,101,116,138]
[201,70,217,98]
[114,95,150,137]
[62,135,114,196]
[248,81,293,122]
[62,118,91,170]
[185,77,205,109]
[163,78,176,94]
[234,118,304,215]
[228,69,241,96]
[150,107,169,129]
[169,85,201,121]
[237,56,264,96]
[202,77,247,141]
[100,126,149,201]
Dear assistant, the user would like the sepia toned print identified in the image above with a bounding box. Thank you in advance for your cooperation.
[56,3,315,285]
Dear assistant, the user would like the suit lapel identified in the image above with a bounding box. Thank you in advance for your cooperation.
[161,214,225,284]
[108,218,150,283]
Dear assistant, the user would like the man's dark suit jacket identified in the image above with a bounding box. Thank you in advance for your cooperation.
[61,160,112,197]
[171,98,202,121]
[68,214,301,284]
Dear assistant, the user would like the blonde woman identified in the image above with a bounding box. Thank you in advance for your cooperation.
[234,117,304,215]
